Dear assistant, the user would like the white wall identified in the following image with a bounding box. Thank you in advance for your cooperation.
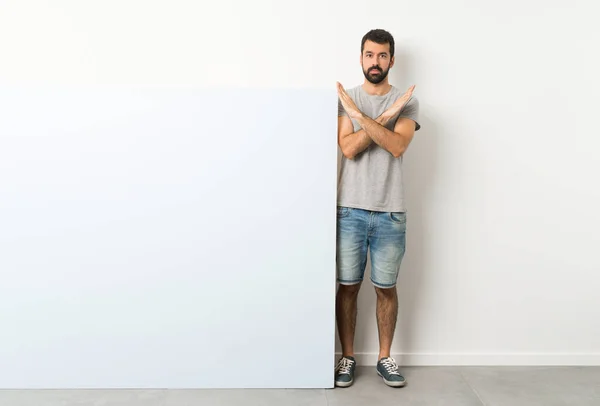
[1,0,599,373]
[333,1,600,365]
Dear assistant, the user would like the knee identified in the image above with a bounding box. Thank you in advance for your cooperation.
[338,283,361,297]
[375,285,397,299]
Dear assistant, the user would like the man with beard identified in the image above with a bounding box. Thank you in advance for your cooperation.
[334,29,420,388]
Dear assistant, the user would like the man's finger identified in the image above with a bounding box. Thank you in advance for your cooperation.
[338,83,350,97]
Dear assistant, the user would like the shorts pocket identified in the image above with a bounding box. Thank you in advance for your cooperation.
[337,206,351,218]
[389,212,406,224]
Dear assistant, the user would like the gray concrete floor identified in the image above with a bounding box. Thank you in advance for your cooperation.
[1,366,599,405]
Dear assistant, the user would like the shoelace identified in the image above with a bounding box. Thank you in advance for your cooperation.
[380,357,400,375]
[336,357,355,374]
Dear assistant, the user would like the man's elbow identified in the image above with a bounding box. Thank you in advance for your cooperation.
[391,147,406,159]
[340,146,357,160]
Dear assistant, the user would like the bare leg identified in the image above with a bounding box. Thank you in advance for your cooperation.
[336,283,361,357]
[375,286,398,360]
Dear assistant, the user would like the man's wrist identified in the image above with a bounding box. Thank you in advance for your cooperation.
[378,108,398,125]
[377,114,390,125]
[351,110,365,121]
[354,111,368,124]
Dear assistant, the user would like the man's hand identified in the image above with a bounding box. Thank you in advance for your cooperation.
[337,82,363,119]
[379,85,415,123]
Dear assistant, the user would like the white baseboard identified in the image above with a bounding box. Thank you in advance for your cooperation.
[335,352,600,366]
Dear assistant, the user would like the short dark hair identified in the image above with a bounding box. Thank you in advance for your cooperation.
[361,29,395,58]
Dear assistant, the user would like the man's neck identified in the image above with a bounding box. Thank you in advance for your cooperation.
[362,80,392,96]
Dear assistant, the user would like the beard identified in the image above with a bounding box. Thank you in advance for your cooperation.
[363,65,389,84]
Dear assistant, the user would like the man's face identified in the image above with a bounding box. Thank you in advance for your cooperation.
[361,40,394,84]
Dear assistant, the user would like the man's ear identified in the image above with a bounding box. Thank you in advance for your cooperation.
[390,55,395,69]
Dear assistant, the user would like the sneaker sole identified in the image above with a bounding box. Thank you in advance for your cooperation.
[377,370,406,387]
[334,379,354,388]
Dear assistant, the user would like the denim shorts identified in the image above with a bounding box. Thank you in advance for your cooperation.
[336,206,406,288]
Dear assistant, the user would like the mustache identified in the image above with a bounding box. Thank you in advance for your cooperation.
[368,66,383,73]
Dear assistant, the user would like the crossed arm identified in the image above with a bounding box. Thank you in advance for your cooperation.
[337,82,418,160]
[338,114,417,159]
